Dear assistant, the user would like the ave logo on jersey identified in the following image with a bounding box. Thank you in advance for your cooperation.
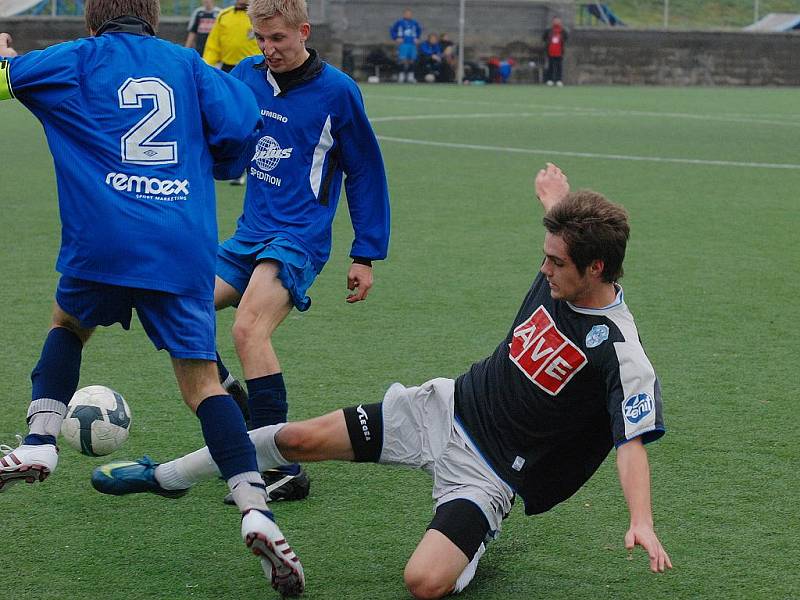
[509,306,587,395]
[623,393,653,424]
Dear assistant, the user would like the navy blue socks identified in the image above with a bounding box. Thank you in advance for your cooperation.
[246,373,300,476]
[246,373,288,428]
[31,327,82,406]
[25,327,83,446]
[196,394,258,480]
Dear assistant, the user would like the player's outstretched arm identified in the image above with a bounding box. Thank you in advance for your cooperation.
[0,33,18,58]
[616,437,673,573]
[535,162,569,212]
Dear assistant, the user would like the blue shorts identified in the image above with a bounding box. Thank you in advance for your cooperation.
[55,276,216,360]
[398,42,417,62]
[216,237,317,311]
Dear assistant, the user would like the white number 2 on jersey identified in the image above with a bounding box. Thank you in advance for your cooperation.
[118,77,178,165]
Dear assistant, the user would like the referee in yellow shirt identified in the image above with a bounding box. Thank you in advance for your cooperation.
[203,0,260,72]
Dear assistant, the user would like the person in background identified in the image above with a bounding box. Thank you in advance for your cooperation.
[390,7,421,83]
[542,15,568,86]
[204,0,260,186]
[203,0,259,72]
[417,32,442,82]
[185,0,221,56]
[438,32,457,82]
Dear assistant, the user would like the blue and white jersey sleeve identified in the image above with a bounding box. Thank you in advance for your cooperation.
[195,59,262,179]
[336,83,390,261]
[0,42,80,111]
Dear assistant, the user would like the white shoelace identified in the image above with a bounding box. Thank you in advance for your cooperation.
[0,434,24,455]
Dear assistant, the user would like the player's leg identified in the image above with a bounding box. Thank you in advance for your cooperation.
[213,275,250,420]
[93,409,356,493]
[231,259,292,382]
[136,290,304,595]
[173,358,304,596]
[1,279,99,490]
[404,500,491,599]
[402,377,512,598]
[230,248,316,500]
[92,378,452,492]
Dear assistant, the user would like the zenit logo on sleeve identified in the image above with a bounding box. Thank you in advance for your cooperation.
[508,306,587,395]
[623,393,654,424]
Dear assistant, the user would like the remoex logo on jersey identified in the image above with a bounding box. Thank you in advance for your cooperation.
[105,172,189,197]
[508,306,587,395]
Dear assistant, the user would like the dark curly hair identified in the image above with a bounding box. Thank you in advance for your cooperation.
[542,190,630,282]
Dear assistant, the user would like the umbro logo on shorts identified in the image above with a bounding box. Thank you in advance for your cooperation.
[508,306,587,395]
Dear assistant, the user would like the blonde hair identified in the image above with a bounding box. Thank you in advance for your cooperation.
[247,0,309,28]
[85,0,159,33]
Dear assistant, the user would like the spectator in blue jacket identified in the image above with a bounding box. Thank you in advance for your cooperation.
[390,8,421,83]
[417,32,442,82]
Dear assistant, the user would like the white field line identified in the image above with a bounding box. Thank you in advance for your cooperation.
[376,135,800,170]
[371,112,573,122]
[365,94,800,128]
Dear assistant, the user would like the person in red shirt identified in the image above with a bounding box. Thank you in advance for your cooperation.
[542,16,568,86]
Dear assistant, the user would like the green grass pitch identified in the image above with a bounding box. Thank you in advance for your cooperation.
[1,83,798,599]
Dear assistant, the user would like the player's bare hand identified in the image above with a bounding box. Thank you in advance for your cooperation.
[625,525,673,573]
[535,162,569,211]
[346,263,373,303]
[0,33,18,57]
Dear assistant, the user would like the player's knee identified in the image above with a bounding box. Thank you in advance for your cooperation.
[275,423,318,455]
[230,316,264,350]
[404,565,453,600]
[51,320,92,344]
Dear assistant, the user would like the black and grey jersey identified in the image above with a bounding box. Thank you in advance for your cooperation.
[455,272,664,515]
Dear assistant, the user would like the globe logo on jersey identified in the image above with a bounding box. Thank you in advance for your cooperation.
[623,392,654,424]
[252,135,293,172]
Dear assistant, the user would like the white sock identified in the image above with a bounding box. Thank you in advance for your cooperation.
[250,423,291,469]
[227,471,269,512]
[452,542,485,594]
[26,398,67,439]
[154,423,290,490]
[221,373,237,391]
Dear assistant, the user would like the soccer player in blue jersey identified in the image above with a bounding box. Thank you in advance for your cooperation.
[211,0,390,503]
[0,1,303,595]
[94,163,671,599]
[390,8,422,83]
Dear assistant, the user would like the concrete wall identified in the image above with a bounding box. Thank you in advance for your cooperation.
[323,0,571,47]
[569,28,800,86]
[2,12,799,86]
[0,15,337,64]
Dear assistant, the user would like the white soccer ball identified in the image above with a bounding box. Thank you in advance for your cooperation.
[424,73,436,83]
[61,385,132,456]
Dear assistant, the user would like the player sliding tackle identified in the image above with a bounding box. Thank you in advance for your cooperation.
[0,2,302,596]
[94,163,673,599]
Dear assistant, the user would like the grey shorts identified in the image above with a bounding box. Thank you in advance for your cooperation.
[379,378,515,534]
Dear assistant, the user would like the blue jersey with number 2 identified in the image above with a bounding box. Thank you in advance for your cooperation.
[1,28,260,300]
